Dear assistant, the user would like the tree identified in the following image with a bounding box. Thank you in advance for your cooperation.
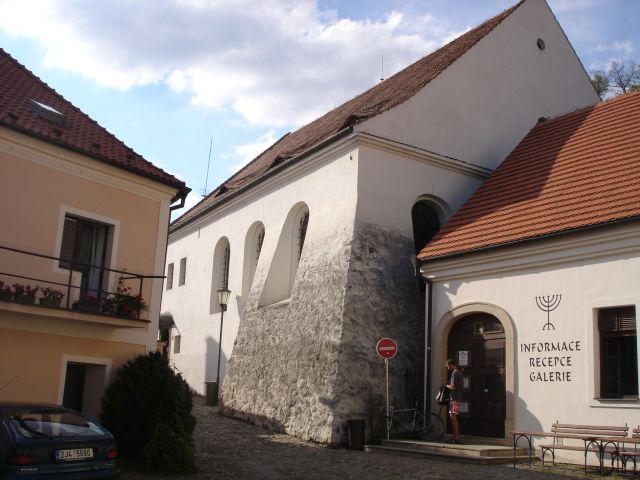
[591,71,610,98]
[608,61,640,94]
[101,351,196,462]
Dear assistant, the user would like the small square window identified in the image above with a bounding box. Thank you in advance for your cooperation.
[179,257,187,286]
[166,263,174,290]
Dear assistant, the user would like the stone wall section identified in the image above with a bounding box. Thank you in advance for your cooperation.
[221,220,424,445]
[331,222,425,442]
[221,225,354,443]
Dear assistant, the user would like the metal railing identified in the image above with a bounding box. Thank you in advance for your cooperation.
[0,244,163,321]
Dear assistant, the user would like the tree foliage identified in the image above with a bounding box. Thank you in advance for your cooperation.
[592,61,640,98]
[591,71,610,98]
[143,421,196,474]
[101,351,196,460]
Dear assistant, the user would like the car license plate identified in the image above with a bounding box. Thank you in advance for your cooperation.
[55,448,93,461]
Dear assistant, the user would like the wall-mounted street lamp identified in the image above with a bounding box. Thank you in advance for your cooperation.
[214,287,231,406]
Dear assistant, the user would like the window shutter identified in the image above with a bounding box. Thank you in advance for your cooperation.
[599,306,636,333]
[59,217,77,268]
[620,306,637,332]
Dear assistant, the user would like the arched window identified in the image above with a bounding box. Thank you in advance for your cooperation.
[241,222,265,305]
[411,200,441,255]
[259,203,309,306]
[210,237,230,314]
[297,210,309,260]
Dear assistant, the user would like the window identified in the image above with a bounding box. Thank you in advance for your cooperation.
[259,203,309,306]
[297,210,309,261]
[210,237,230,314]
[241,222,265,304]
[173,335,181,354]
[59,215,110,298]
[599,306,637,399]
[166,263,174,290]
[179,257,187,286]
[222,244,230,289]
[411,200,441,255]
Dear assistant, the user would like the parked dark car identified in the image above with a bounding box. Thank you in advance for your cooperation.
[0,403,118,479]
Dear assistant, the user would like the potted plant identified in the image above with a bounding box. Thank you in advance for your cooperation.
[39,287,65,308]
[74,292,102,314]
[0,280,12,302]
[111,277,148,319]
[12,283,39,305]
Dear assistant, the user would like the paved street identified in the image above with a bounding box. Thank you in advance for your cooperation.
[120,397,565,480]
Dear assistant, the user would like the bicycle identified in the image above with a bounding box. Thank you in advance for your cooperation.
[382,401,446,441]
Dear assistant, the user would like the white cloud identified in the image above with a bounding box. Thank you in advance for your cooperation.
[230,130,278,172]
[0,0,445,128]
[548,0,599,13]
[595,40,635,57]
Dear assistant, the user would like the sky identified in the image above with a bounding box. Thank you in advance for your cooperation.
[0,0,638,219]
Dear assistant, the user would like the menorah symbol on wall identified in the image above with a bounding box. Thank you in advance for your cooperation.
[536,294,562,330]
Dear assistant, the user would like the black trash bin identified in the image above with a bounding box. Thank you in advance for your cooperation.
[205,381,218,406]
[347,419,365,450]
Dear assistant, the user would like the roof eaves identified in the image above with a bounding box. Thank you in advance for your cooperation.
[0,120,188,195]
[419,215,640,265]
[169,126,355,233]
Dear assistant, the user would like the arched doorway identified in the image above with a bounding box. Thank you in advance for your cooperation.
[447,313,506,438]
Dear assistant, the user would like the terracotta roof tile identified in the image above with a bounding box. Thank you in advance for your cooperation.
[171,0,525,232]
[0,48,189,198]
[418,91,640,261]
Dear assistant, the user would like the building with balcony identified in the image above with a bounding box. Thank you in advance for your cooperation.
[0,48,189,419]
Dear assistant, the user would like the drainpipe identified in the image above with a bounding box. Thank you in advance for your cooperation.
[423,276,434,419]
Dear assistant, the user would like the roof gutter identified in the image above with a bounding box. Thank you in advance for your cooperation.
[419,215,640,266]
[171,126,354,232]
[170,188,191,211]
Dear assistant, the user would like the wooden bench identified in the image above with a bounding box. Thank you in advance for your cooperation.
[510,421,628,476]
[618,427,640,473]
[539,422,628,473]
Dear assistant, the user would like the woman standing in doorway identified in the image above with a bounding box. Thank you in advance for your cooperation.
[445,358,462,444]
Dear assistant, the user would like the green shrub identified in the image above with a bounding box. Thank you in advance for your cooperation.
[142,422,195,474]
[101,351,196,460]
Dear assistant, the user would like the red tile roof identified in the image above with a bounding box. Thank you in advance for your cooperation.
[171,0,525,232]
[0,48,189,200]
[418,91,640,261]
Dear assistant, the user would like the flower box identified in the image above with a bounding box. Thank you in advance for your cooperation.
[15,295,36,305]
[39,297,62,308]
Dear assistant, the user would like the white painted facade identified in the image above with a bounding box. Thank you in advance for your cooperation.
[361,0,598,171]
[163,141,359,394]
[163,0,601,442]
[423,222,640,444]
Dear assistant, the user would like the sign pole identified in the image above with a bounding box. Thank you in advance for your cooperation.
[385,358,390,440]
[376,338,397,442]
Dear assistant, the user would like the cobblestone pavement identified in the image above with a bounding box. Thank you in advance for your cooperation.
[120,397,566,480]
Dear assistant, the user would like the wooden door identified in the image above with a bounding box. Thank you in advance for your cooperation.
[447,314,506,438]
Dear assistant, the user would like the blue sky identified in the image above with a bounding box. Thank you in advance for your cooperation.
[0,0,638,218]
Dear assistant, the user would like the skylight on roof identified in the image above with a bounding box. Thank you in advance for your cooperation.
[28,99,66,125]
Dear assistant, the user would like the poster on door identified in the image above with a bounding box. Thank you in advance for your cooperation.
[458,350,469,367]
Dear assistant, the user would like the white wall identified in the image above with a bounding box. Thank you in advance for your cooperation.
[162,141,359,394]
[425,223,640,434]
[360,0,599,171]
[356,136,488,235]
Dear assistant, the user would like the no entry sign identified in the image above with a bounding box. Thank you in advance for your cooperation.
[376,338,397,360]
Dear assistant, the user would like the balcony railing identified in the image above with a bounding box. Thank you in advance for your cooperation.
[0,244,163,322]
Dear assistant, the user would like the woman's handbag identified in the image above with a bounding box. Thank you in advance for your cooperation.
[435,385,452,405]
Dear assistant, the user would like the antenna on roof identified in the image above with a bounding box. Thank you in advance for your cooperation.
[201,137,213,197]
[380,56,384,82]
